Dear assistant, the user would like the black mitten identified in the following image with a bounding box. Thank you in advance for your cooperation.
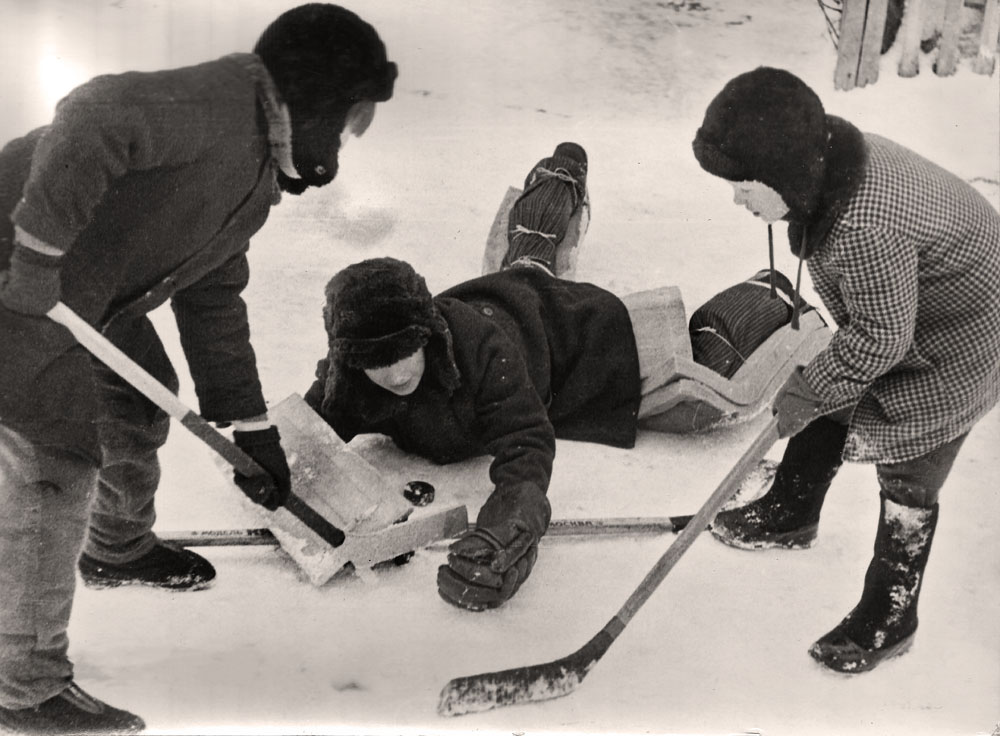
[232,426,291,511]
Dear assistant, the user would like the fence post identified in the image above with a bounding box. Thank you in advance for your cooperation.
[836,0,889,90]
[973,0,1000,75]
[899,0,926,76]
[934,0,966,75]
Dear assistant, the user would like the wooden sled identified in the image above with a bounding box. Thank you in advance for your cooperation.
[628,288,832,433]
[482,185,589,279]
[265,394,468,586]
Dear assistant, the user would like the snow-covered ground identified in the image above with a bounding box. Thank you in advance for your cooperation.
[2,1,999,735]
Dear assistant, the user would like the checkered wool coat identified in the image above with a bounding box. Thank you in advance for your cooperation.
[797,127,1000,464]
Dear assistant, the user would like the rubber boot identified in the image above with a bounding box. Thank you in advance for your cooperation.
[0,681,144,734]
[809,494,938,673]
[502,142,588,274]
[711,416,848,549]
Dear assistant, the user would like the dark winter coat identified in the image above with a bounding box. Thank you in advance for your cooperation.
[304,267,641,525]
[0,53,286,457]
[794,121,1000,463]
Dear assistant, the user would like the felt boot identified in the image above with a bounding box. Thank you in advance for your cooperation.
[79,539,215,591]
[809,494,938,673]
[711,416,848,549]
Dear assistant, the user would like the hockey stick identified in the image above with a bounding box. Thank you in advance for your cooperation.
[437,416,780,716]
[47,302,346,548]
[159,515,700,548]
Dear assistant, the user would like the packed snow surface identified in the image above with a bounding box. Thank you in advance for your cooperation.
[1,1,998,734]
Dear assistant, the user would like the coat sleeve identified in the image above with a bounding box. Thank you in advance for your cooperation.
[12,74,209,253]
[803,226,919,408]
[470,333,556,537]
[170,250,267,422]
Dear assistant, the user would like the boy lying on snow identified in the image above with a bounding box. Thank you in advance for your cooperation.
[304,143,808,611]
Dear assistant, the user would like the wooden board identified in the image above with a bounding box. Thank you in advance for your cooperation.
[934,0,965,75]
[637,310,831,433]
[835,0,889,90]
[972,0,1000,75]
[261,394,468,586]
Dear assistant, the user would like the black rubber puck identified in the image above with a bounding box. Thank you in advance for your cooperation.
[403,480,435,506]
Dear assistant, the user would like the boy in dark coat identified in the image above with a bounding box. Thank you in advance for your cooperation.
[692,67,1000,674]
[0,4,396,731]
[305,257,642,613]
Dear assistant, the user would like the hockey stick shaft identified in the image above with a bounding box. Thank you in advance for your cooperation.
[47,302,346,547]
[159,515,699,547]
[437,417,780,716]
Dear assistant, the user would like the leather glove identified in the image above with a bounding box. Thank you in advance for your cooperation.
[0,244,63,316]
[232,426,291,511]
[437,516,540,611]
[773,366,825,439]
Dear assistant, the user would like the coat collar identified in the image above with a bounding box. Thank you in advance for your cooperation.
[787,115,868,259]
[223,53,297,180]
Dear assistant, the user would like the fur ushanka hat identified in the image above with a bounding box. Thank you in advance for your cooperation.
[254,4,397,117]
[692,67,829,219]
[324,257,447,370]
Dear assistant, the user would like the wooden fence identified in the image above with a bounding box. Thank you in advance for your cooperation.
[832,0,1000,89]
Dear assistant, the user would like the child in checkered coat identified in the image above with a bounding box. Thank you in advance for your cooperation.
[692,67,1000,674]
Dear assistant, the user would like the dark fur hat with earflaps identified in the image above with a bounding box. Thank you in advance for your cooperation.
[692,66,829,221]
[324,257,448,369]
[319,258,461,422]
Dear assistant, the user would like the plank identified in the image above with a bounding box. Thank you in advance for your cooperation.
[973,0,1000,75]
[934,0,966,75]
[899,0,927,77]
[835,0,872,90]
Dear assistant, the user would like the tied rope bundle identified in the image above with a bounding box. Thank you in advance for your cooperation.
[501,143,589,270]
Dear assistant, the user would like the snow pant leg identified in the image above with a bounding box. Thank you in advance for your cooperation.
[0,425,98,709]
[875,432,969,509]
[83,319,179,564]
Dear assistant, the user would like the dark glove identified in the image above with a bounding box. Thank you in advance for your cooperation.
[232,426,291,511]
[0,244,63,316]
[437,517,540,611]
[773,366,825,438]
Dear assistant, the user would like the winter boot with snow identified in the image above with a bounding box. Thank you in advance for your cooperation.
[0,681,144,734]
[502,142,589,275]
[78,539,215,591]
[809,494,939,673]
[711,416,849,549]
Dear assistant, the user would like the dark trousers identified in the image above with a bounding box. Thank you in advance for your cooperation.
[0,317,176,707]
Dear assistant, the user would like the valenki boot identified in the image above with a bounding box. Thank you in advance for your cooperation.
[809,494,938,673]
[79,539,215,591]
[711,416,848,549]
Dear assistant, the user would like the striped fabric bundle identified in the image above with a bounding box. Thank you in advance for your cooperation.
[501,142,588,272]
[689,269,816,378]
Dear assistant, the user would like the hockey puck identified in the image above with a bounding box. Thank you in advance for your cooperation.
[403,480,435,506]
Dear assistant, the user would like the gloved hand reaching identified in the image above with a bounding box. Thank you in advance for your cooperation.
[232,426,291,511]
[437,483,550,611]
[773,366,825,438]
[0,244,63,316]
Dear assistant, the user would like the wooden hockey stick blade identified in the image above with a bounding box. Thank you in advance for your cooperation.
[160,515,700,548]
[437,418,779,717]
